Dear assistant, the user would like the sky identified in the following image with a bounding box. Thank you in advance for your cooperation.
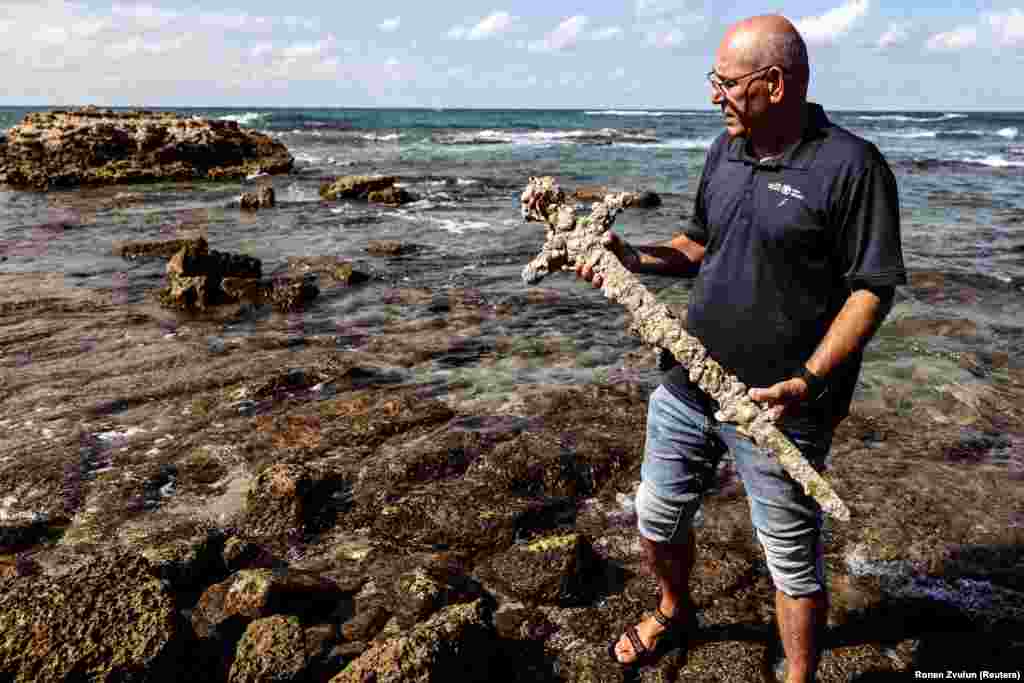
[2,1,1024,110]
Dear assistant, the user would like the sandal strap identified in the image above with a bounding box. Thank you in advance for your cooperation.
[624,624,648,656]
[653,606,694,629]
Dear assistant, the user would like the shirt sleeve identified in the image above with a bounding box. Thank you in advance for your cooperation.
[835,152,907,289]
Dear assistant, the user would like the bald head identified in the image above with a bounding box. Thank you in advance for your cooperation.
[721,15,809,97]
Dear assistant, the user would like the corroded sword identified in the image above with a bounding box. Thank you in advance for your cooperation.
[521,176,850,521]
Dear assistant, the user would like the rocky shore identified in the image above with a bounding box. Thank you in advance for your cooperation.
[1,259,1022,682]
[0,107,293,190]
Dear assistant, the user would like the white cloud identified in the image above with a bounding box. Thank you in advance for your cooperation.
[794,0,870,46]
[447,11,515,41]
[591,26,623,41]
[876,21,910,49]
[988,9,1024,47]
[378,17,400,33]
[529,15,588,53]
[633,0,705,48]
[926,25,978,51]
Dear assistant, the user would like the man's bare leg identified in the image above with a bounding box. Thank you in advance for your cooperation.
[776,590,828,683]
[612,528,696,664]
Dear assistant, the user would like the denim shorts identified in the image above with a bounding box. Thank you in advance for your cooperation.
[636,385,832,597]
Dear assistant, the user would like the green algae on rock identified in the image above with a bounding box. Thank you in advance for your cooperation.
[228,615,308,683]
[329,599,496,683]
[0,107,293,190]
[0,554,189,682]
[520,176,851,521]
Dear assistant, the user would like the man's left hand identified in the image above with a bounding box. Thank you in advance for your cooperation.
[748,378,809,421]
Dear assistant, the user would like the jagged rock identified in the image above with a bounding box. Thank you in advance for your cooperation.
[223,536,278,572]
[340,598,393,642]
[239,186,276,210]
[387,556,484,629]
[242,463,347,538]
[474,532,600,606]
[320,175,397,200]
[286,256,369,286]
[329,599,496,683]
[229,615,308,683]
[0,554,189,682]
[270,275,321,311]
[191,568,346,640]
[116,238,204,261]
[159,238,262,310]
[366,240,413,257]
[367,186,413,206]
[0,517,65,552]
[126,519,227,591]
[573,186,608,202]
[0,108,293,190]
[624,190,661,208]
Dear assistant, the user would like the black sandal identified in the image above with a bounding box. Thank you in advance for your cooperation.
[607,606,697,668]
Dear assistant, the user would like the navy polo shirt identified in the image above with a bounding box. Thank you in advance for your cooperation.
[664,103,907,431]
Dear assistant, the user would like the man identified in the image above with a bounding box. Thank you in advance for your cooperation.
[578,14,906,682]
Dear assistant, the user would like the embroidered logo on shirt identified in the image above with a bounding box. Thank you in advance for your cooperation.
[768,182,805,207]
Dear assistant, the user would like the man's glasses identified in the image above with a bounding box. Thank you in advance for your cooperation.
[706,65,785,92]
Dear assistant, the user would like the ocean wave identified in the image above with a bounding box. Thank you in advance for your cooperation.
[878,130,937,139]
[997,127,1019,139]
[432,127,660,146]
[360,133,402,142]
[902,156,1024,171]
[584,110,712,117]
[217,112,269,126]
[856,113,967,123]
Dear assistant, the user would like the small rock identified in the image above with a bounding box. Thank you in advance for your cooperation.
[366,240,411,257]
[229,615,307,683]
[367,186,413,206]
[320,175,397,201]
[625,190,662,208]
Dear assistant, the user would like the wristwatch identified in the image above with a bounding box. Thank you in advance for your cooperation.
[797,366,829,403]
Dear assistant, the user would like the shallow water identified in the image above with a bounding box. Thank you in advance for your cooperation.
[2,106,1023,465]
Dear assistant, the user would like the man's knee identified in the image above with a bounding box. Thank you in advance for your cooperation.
[756,528,826,597]
[636,480,700,544]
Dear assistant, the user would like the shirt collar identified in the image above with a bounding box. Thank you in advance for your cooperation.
[726,102,829,170]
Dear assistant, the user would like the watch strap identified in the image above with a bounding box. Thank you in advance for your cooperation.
[798,366,829,402]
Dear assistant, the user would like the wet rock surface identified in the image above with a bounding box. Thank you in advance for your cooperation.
[0,268,1022,681]
[0,107,293,190]
[320,175,414,205]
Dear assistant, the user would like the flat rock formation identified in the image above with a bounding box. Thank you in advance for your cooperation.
[0,107,293,190]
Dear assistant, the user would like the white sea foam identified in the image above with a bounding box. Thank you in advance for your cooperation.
[997,126,1019,138]
[856,113,967,123]
[584,110,713,117]
[293,152,324,164]
[973,155,1024,168]
[360,133,402,142]
[217,112,268,126]
[878,129,937,139]
[433,127,661,146]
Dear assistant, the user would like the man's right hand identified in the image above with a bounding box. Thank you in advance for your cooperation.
[575,232,641,288]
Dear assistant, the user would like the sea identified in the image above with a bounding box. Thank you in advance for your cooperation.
[1,106,1022,433]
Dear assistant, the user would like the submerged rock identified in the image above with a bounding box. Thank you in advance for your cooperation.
[367,185,413,206]
[116,238,205,261]
[238,186,276,210]
[0,107,293,190]
[320,175,412,204]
